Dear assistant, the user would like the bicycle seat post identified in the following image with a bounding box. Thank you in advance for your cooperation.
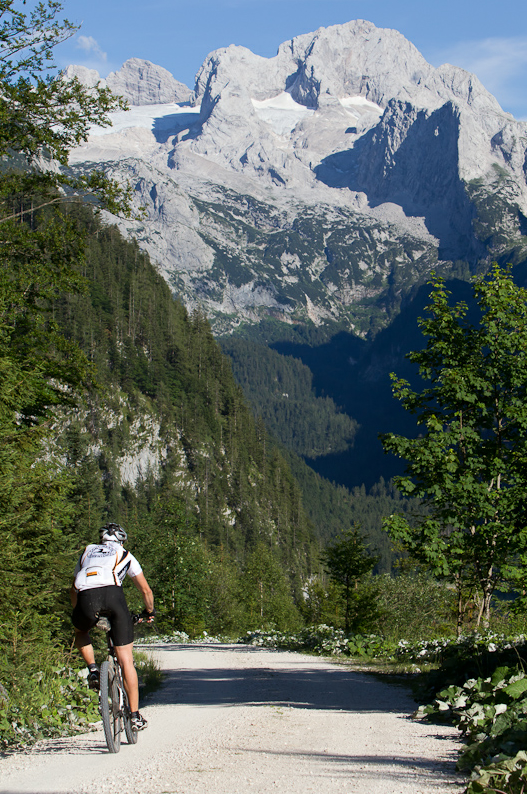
[95,616,115,656]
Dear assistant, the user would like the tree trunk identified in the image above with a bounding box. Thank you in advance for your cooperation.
[456,575,464,637]
[475,587,493,629]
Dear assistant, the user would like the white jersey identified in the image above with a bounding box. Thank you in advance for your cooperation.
[74,541,142,591]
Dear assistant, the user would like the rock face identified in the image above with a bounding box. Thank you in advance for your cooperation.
[68,20,527,338]
[106,58,193,105]
[65,58,192,104]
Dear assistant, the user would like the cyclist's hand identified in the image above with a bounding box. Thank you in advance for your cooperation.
[138,608,155,624]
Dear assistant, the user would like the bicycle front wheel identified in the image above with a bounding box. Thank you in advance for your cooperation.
[100,660,121,753]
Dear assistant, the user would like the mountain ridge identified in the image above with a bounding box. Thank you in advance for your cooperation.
[67,19,527,338]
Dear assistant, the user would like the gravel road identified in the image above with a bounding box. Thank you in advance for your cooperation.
[0,643,464,794]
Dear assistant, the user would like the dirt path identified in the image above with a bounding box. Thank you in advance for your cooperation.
[0,643,464,794]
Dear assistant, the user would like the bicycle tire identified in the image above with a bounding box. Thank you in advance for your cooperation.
[122,687,138,745]
[123,697,137,744]
[100,660,121,753]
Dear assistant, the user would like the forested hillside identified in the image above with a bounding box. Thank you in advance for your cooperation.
[50,205,320,630]
[2,196,323,740]
[221,336,419,570]
[221,338,357,459]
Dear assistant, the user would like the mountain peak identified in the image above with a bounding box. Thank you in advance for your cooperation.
[65,58,192,105]
[68,20,527,338]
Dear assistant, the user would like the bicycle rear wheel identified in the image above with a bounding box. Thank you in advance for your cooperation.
[100,660,121,753]
[122,685,138,745]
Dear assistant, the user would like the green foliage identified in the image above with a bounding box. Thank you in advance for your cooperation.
[0,664,99,750]
[422,665,527,792]
[405,630,527,792]
[321,526,378,632]
[374,573,456,642]
[240,624,396,658]
[382,265,527,628]
[300,578,344,627]
[0,2,126,702]
[221,338,357,458]
[238,542,302,631]
[467,751,527,794]
[125,495,211,636]
[206,552,247,636]
[0,0,130,215]
[285,454,410,572]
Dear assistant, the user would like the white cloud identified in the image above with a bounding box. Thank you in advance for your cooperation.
[441,37,527,87]
[431,36,527,114]
[76,35,107,63]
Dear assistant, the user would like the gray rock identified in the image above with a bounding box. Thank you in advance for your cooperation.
[106,58,193,105]
[68,20,527,337]
[63,64,103,88]
[65,59,192,105]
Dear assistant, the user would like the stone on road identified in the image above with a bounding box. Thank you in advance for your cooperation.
[0,643,463,794]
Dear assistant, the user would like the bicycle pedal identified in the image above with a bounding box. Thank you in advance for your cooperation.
[96,617,111,631]
[87,667,100,690]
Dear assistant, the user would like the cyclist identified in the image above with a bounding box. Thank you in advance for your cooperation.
[70,522,155,731]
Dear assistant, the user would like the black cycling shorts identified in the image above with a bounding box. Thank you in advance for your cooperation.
[72,585,134,646]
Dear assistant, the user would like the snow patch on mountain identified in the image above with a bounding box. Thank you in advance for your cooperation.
[251,92,315,135]
[88,102,201,137]
[338,97,383,113]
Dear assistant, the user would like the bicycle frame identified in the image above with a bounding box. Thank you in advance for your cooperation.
[96,617,137,752]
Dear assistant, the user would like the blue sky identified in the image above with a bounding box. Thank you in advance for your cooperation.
[56,0,527,119]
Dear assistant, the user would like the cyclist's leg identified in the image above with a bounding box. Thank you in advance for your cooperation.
[114,643,139,712]
[72,589,104,666]
[74,628,96,665]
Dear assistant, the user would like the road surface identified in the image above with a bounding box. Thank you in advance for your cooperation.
[0,643,464,794]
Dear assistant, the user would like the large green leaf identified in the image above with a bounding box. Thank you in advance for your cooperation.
[504,678,527,699]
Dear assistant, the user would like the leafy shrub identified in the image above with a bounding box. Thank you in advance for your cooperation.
[238,625,397,658]
[373,573,456,641]
[420,665,527,793]
[135,630,229,645]
[135,630,191,645]
[466,751,527,794]
[0,667,99,750]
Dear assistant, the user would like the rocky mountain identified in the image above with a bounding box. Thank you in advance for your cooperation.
[66,58,193,105]
[68,19,527,340]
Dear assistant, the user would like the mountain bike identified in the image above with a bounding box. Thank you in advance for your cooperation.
[96,616,137,753]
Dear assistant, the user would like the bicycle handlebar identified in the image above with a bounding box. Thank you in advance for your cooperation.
[132,609,155,625]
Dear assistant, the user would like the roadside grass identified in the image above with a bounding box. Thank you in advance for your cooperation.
[134,650,164,699]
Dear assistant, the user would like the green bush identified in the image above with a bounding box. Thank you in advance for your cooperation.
[0,666,99,750]
[373,573,456,641]
[238,624,397,658]
[420,664,527,793]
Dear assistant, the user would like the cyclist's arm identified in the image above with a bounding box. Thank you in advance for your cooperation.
[131,572,154,613]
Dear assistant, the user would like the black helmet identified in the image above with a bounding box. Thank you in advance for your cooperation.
[99,522,127,544]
